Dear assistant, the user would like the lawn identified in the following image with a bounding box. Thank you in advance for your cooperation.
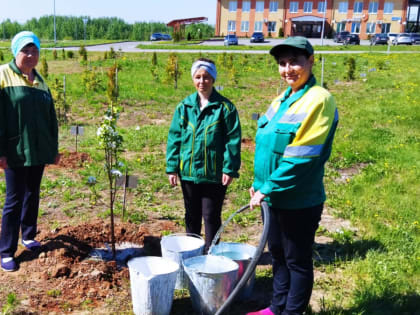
[0,47,419,314]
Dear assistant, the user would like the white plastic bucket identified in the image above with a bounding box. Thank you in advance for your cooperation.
[160,233,205,289]
[127,256,179,315]
[210,242,257,300]
[183,255,239,315]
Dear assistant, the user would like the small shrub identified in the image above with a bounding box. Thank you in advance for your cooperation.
[61,48,66,60]
[345,56,356,81]
[66,50,74,59]
[79,45,87,62]
[40,57,48,79]
[52,50,57,60]
[151,52,157,66]
[0,50,4,61]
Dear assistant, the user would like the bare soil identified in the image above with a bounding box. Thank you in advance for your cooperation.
[0,153,355,314]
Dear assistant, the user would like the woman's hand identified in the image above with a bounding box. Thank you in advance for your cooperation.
[0,156,8,169]
[249,187,266,211]
[168,173,178,187]
[222,173,233,186]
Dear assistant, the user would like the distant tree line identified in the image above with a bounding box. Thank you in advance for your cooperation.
[0,16,215,41]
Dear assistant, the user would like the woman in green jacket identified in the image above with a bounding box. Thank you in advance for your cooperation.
[0,31,59,272]
[247,37,338,315]
[166,58,241,252]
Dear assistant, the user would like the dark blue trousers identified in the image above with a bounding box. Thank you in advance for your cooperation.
[265,204,323,315]
[0,165,45,258]
[180,181,227,252]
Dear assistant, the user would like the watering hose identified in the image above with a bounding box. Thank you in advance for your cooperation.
[214,201,271,315]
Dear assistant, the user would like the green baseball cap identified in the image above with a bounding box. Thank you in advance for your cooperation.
[269,36,314,58]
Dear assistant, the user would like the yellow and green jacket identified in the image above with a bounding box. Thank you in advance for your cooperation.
[253,76,338,209]
[0,60,58,167]
[166,89,241,184]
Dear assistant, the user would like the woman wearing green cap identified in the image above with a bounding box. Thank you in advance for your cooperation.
[0,31,59,272]
[247,37,338,315]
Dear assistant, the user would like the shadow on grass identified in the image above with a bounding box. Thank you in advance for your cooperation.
[313,238,385,265]
[307,292,420,315]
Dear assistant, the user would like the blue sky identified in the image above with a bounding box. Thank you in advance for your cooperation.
[0,0,217,25]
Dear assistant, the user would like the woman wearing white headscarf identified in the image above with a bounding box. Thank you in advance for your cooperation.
[166,57,241,252]
[0,31,59,272]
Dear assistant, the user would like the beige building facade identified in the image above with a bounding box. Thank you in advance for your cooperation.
[216,0,410,39]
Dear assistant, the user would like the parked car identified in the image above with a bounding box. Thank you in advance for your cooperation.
[162,34,172,41]
[392,33,412,45]
[410,33,420,45]
[370,33,388,45]
[224,34,238,46]
[387,33,398,44]
[150,33,163,41]
[343,33,360,45]
[250,32,264,43]
[333,31,350,43]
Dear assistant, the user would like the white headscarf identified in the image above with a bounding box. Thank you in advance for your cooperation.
[191,60,217,81]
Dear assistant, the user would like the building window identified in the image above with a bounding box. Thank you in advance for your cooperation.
[381,23,390,33]
[384,2,393,14]
[242,1,251,12]
[229,1,237,12]
[268,21,277,32]
[269,1,279,12]
[366,22,376,33]
[290,1,299,13]
[255,21,263,32]
[241,21,250,32]
[351,22,361,33]
[228,20,236,31]
[304,2,313,13]
[338,2,348,13]
[336,22,346,32]
[256,1,265,12]
[353,2,363,13]
[318,1,326,13]
[368,2,378,14]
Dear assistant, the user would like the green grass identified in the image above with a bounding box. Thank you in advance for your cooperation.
[0,47,419,314]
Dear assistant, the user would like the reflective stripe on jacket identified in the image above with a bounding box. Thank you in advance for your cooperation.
[253,76,338,209]
[0,60,58,167]
[166,89,241,184]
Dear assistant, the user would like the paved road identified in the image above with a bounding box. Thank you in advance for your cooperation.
[66,39,414,54]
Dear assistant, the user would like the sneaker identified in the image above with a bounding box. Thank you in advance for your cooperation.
[246,307,275,315]
[22,239,41,251]
[1,257,18,272]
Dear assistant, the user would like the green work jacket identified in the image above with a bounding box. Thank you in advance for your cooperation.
[0,60,58,167]
[166,89,241,184]
[253,76,338,209]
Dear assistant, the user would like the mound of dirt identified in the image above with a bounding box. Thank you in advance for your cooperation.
[0,219,179,313]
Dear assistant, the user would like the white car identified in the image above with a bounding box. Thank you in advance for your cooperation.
[387,33,398,44]
[392,33,412,45]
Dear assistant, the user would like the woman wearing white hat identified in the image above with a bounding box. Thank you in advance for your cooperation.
[166,57,241,252]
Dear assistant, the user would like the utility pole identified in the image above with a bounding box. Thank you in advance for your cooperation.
[320,0,327,46]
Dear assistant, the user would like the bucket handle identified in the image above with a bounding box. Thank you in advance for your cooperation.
[162,232,203,240]
[208,204,250,255]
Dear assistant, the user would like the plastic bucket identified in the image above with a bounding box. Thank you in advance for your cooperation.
[210,242,257,300]
[183,255,239,315]
[160,233,205,289]
[127,256,179,315]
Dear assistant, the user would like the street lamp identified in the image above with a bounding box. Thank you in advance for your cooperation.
[53,0,56,45]
[320,0,327,46]
[83,18,88,41]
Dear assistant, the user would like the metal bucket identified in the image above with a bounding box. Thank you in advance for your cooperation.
[160,233,205,289]
[127,256,179,315]
[183,255,239,315]
[210,242,257,300]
